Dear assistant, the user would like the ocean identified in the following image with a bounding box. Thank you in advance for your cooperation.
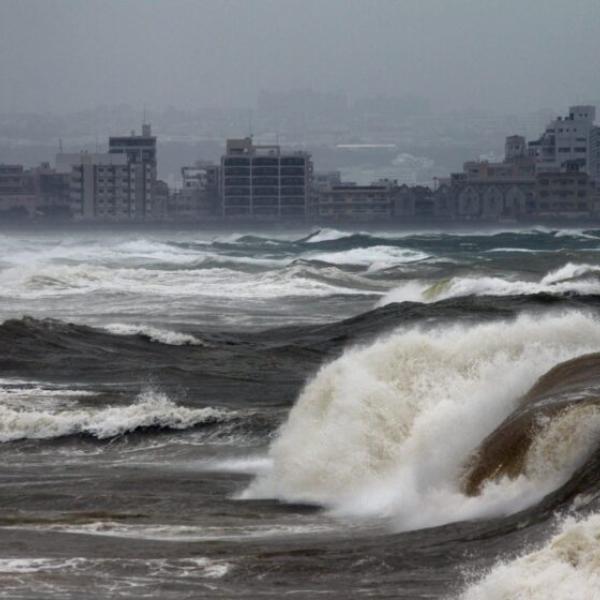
[2,226,600,598]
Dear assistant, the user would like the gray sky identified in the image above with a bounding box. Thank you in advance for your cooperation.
[1,0,599,114]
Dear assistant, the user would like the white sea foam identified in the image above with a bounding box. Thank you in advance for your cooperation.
[378,262,600,305]
[103,323,206,346]
[0,261,371,301]
[0,389,232,442]
[309,246,429,271]
[245,312,600,530]
[458,513,600,600]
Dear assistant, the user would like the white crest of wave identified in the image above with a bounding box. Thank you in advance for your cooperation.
[309,246,429,271]
[103,323,205,346]
[458,513,600,600]
[244,312,600,530]
[0,390,232,441]
[378,262,600,305]
[304,228,354,243]
[1,261,370,301]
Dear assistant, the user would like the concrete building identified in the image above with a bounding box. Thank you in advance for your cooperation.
[28,163,70,218]
[0,164,36,218]
[57,152,137,220]
[441,136,537,220]
[535,163,596,218]
[221,138,312,218]
[313,179,395,220]
[109,123,157,218]
[177,162,220,218]
[528,105,599,179]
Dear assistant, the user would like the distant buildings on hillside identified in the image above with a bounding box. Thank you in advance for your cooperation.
[1,104,599,223]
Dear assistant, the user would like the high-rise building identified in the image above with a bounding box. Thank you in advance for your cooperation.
[109,123,157,218]
[55,124,159,221]
[57,152,135,220]
[220,138,312,218]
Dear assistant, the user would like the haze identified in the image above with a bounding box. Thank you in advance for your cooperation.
[1,0,599,115]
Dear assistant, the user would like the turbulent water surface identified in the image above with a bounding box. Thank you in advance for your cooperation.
[2,226,600,598]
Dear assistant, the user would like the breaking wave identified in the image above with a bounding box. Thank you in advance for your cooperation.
[245,312,600,530]
[378,263,600,305]
[458,513,600,599]
[0,389,233,442]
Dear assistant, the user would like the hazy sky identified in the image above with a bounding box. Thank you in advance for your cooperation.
[1,0,599,114]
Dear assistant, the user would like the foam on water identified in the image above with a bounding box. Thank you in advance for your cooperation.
[378,262,600,305]
[303,228,355,243]
[0,389,232,442]
[245,312,600,530]
[458,513,600,600]
[103,323,206,346]
[308,245,429,271]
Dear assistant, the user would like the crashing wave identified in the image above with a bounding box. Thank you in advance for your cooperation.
[462,352,600,495]
[458,513,600,599]
[244,312,600,530]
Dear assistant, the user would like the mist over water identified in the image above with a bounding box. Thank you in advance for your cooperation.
[3,226,600,598]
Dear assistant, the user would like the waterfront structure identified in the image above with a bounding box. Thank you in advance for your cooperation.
[57,152,135,220]
[109,124,157,218]
[528,105,600,180]
[0,164,36,217]
[220,138,312,218]
[312,179,396,220]
[440,136,537,220]
[54,124,159,221]
[535,163,596,218]
[177,161,220,218]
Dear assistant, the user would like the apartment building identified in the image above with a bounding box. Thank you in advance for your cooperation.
[221,138,312,218]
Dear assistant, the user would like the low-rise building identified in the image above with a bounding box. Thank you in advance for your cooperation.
[0,164,37,218]
[313,179,395,220]
[177,161,220,218]
[535,163,596,218]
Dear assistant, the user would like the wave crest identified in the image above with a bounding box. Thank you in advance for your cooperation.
[245,312,600,530]
[0,389,233,442]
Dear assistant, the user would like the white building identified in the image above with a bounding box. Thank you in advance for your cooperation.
[528,105,600,180]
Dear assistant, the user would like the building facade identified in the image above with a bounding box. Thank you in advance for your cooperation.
[177,162,220,218]
[0,164,36,218]
[528,105,599,179]
[221,138,312,218]
[313,180,396,220]
[108,124,157,218]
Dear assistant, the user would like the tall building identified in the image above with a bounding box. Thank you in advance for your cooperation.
[57,152,135,220]
[55,124,159,221]
[220,138,312,218]
[109,123,157,218]
[528,105,599,179]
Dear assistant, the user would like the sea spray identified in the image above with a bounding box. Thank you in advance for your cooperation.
[458,513,600,600]
[245,312,600,529]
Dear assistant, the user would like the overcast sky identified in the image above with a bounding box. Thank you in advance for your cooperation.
[1,0,599,114]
